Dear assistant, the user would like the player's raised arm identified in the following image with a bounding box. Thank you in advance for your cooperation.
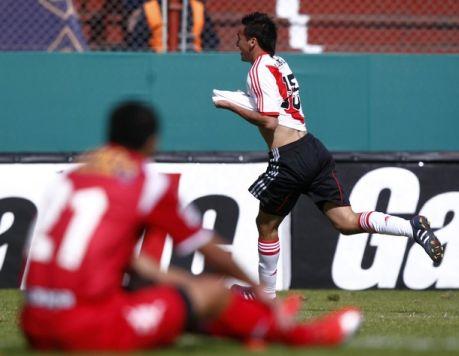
[215,99,278,130]
[131,251,196,286]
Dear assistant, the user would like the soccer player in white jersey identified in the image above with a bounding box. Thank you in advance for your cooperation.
[215,12,444,299]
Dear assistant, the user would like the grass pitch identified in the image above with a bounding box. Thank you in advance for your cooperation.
[1,289,458,355]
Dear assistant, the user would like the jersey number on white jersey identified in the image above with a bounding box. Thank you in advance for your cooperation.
[281,73,301,111]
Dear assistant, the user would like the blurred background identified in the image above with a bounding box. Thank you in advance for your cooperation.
[2,0,459,53]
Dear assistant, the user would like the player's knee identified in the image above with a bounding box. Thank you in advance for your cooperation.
[331,215,360,235]
[336,225,355,235]
[184,277,229,319]
[256,219,278,239]
[198,278,229,317]
[255,214,264,228]
[257,226,278,240]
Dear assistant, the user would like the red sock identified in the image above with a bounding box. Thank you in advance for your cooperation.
[204,292,281,341]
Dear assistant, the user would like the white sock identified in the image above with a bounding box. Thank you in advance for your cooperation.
[359,211,413,238]
[258,238,280,299]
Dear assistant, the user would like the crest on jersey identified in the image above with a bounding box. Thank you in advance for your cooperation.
[124,301,166,335]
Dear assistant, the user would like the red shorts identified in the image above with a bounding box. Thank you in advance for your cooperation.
[21,286,188,351]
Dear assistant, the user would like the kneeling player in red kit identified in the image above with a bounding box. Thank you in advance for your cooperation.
[21,101,362,351]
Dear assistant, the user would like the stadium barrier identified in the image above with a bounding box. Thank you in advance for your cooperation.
[1,53,459,152]
[0,152,458,290]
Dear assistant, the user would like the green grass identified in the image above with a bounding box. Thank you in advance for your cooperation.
[1,289,459,355]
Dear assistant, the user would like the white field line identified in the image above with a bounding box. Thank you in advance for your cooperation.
[350,336,459,352]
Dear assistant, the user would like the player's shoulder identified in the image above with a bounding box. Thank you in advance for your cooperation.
[253,55,279,79]
[76,146,142,180]
[256,55,289,79]
[143,164,169,185]
[138,164,172,214]
[260,54,287,67]
[257,54,275,68]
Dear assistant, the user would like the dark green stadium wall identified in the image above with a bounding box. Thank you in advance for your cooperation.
[0,53,458,152]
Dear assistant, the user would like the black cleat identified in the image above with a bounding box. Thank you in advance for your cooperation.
[411,215,444,266]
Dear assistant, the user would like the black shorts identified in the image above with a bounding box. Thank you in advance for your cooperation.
[249,133,350,216]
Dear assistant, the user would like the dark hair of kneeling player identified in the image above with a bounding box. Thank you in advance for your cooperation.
[108,100,160,151]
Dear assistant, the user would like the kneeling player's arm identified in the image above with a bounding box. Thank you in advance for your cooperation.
[144,183,257,288]
[132,253,192,286]
[216,100,278,130]
[198,235,257,288]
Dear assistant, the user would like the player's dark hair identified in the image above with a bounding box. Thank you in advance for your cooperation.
[108,101,160,150]
[242,12,277,55]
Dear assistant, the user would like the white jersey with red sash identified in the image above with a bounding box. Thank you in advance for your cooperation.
[246,53,306,132]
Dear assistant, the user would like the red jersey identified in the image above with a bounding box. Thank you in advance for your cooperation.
[25,146,211,302]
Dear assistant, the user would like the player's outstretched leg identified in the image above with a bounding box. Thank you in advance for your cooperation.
[204,290,362,347]
[358,212,444,265]
[325,204,444,265]
[410,215,444,266]
[286,307,363,346]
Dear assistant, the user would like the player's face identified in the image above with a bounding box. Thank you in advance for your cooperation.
[236,27,251,62]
